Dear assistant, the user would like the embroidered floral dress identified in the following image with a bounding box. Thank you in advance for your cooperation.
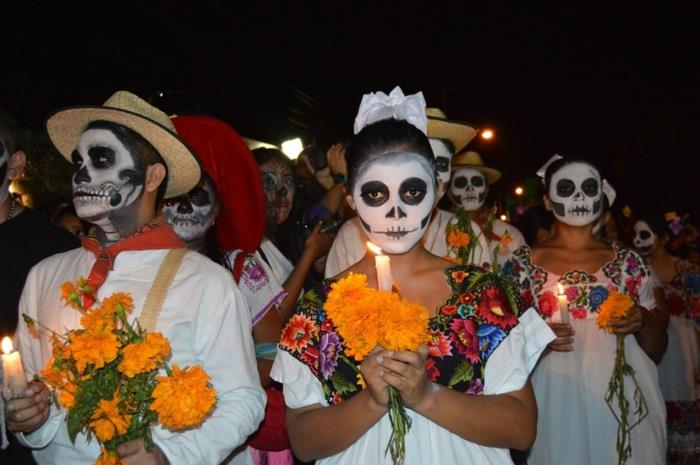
[504,243,666,465]
[270,265,554,465]
[656,260,700,465]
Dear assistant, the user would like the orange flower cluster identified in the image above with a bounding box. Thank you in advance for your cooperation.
[325,273,430,360]
[447,228,471,248]
[118,333,171,377]
[69,330,120,373]
[95,448,126,465]
[596,291,635,333]
[90,393,132,442]
[150,364,217,430]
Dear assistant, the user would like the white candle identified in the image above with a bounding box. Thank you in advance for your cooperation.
[2,336,28,399]
[367,242,393,292]
[557,283,570,325]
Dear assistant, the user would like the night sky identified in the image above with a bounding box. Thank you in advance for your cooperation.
[4,3,699,214]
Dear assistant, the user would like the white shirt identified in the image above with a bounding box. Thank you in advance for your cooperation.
[15,247,266,465]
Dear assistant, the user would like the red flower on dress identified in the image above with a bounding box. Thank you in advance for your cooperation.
[477,287,517,329]
[625,276,641,299]
[538,291,558,318]
[280,314,318,352]
[441,305,458,317]
[521,289,534,308]
[571,307,587,320]
[428,329,453,358]
[459,292,476,305]
[330,392,343,405]
[320,318,335,333]
[426,358,441,382]
[449,319,479,364]
[299,346,320,375]
[451,270,468,283]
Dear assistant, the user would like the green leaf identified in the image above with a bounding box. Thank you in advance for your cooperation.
[448,361,474,386]
[330,371,358,395]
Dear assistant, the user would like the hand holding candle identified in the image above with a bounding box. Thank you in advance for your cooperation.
[557,283,570,325]
[2,336,28,399]
[367,242,394,292]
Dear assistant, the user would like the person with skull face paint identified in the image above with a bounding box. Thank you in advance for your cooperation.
[631,211,700,465]
[448,150,525,269]
[324,102,488,278]
[271,105,556,464]
[503,156,668,465]
[6,92,265,465]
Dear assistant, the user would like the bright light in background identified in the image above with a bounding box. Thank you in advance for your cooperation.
[481,129,494,140]
[514,186,524,196]
[8,181,20,195]
[281,138,304,159]
[500,214,507,221]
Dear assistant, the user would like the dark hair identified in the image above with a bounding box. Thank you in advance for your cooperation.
[252,147,293,170]
[543,156,602,195]
[0,111,23,154]
[85,121,169,202]
[516,204,554,246]
[346,118,435,191]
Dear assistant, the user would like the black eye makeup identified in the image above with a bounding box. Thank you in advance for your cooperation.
[399,177,427,205]
[360,180,390,207]
[471,176,485,187]
[556,179,575,197]
[189,187,211,206]
[582,178,599,196]
[453,176,467,189]
[88,146,116,169]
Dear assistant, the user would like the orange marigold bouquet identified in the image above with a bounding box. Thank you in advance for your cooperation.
[325,273,430,465]
[596,291,649,465]
[23,278,217,465]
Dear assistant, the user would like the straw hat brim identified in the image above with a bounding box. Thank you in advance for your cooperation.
[427,116,478,154]
[451,163,502,186]
[46,106,201,198]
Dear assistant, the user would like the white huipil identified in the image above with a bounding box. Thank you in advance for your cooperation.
[15,248,266,465]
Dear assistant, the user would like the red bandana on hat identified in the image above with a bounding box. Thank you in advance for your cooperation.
[80,217,185,307]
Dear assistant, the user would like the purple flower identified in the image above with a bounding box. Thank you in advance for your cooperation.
[319,332,342,379]
[626,255,639,270]
[467,378,484,395]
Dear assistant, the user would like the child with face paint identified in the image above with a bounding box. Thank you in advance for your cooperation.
[631,212,700,465]
[7,92,265,465]
[324,105,489,278]
[271,115,556,465]
[448,150,525,268]
[503,156,668,465]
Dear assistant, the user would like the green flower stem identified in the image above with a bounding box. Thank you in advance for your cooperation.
[385,385,411,465]
[604,334,649,465]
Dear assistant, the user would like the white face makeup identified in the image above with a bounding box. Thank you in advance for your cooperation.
[71,128,145,222]
[429,138,453,186]
[163,178,218,244]
[352,154,436,254]
[548,162,602,226]
[260,159,295,225]
[450,167,487,211]
[0,142,10,206]
[633,220,656,256]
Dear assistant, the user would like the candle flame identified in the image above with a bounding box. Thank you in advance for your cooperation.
[366,241,383,256]
[1,336,13,354]
[557,283,565,295]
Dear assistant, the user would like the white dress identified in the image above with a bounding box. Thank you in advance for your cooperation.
[272,264,555,464]
[505,244,666,465]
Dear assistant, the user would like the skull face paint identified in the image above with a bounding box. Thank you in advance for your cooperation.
[548,162,602,226]
[429,139,453,186]
[0,141,10,206]
[71,129,145,223]
[450,167,487,211]
[352,153,435,254]
[163,177,217,244]
[633,220,656,256]
[260,159,295,225]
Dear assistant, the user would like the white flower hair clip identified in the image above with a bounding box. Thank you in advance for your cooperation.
[353,86,428,135]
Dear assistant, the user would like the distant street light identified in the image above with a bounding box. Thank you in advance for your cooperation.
[514,186,524,196]
[499,214,507,221]
[281,138,304,159]
[481,129,494,140]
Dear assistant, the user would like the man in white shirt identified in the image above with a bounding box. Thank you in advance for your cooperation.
[5,91,265,465]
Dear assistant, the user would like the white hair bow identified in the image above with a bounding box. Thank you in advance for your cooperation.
[353,86,428,135]
[536,153,617,206]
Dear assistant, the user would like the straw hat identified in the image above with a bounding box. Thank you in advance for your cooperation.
[172,115,265,253]
[451,150,501,185]
[426,108,477,154]
[46,90,201,198]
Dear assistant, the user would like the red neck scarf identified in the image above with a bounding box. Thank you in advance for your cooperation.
[80,217,186,307]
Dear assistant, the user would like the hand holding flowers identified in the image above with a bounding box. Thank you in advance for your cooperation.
[377,345,430,410]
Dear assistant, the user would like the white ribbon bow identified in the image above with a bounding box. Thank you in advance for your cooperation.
[353,86,428,135]
[536,153,616,206]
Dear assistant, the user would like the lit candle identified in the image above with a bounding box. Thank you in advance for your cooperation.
[557,283,570,325]
[367,242,393,292]
[2,336,28,399]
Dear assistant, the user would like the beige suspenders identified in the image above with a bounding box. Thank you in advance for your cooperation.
[138,248,187,332]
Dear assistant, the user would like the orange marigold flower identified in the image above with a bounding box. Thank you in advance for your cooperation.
[81,308,115,333]
[378,295,430,352]
[69,329,120,373]
[101,292,134,314]
[118,332,171,378]
[59,383,77,410]
[596,291,635,333]
[447,229,471,249]
[40,359,66,389]
[150,364,217,430]
[91,418,116,442]
[60,281,81,310]
[280,314,318,352]
[95,448,126,465]
[91,392,132,436]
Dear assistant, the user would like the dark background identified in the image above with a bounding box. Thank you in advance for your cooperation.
[3,2,699,215]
